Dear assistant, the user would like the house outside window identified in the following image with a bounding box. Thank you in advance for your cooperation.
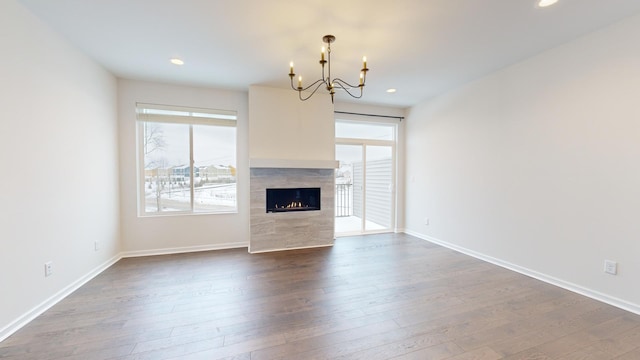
[136,103,237,216]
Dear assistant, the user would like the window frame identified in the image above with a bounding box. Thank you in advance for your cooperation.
[136,103,238,217]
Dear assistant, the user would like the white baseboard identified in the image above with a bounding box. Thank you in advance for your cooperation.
[0,254,121,343]
[249,243,333,254]
[0,242,248,343]
[404,229,640,316]
[121,242,248,258]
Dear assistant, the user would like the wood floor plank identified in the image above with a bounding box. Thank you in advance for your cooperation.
[250,319,400,360]
[389,341,465,360]
[330,332,450,360]
[446,346,504,360]
[613,347,640,359]
[1,233,640,360]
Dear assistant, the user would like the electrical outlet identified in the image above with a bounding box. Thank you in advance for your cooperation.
[424,218,430,226]
[94,241,100,251]
[44,261,53,277]
[604,260,617,275]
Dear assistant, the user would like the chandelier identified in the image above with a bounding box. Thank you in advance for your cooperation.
[288,35,369,103]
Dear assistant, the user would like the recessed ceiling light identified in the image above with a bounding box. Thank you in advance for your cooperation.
[170,58,184,65]
[386,88,397,93]
[537,0,558,7]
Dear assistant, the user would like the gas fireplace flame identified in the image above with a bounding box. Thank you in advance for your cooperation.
[275,201,307,209]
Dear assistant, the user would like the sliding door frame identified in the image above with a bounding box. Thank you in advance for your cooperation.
[335,122,397,236]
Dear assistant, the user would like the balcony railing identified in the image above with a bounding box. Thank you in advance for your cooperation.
[335,184,352,217]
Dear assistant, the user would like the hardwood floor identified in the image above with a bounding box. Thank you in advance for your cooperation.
[2,233,640,359]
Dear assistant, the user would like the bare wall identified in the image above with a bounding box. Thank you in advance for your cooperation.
[405,13,640,310]
[0,0,120,337]
[248,85,334,162]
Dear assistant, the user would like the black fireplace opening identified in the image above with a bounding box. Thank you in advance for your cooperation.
[266,187,321,213]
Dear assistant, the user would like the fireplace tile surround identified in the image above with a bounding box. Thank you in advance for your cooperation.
[249,167,335,253]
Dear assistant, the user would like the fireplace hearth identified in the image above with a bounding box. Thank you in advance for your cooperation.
[266,187,321,213]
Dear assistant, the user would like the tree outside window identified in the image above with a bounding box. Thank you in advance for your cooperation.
[137,104,237,215]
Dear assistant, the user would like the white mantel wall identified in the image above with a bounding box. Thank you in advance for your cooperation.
[248,86,336,252]
[405,13,640,311]
[249,85,334,162]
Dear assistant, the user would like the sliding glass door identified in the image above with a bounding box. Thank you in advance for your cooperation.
[335,120,396,236]
[364,145,393,231]
[335,144,363,234]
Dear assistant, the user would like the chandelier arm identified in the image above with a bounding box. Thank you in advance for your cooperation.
[332,81,364,99]
[290,76,327,92]
[299,81,327,101]
[332,78,363,89]
[301,78,326,92]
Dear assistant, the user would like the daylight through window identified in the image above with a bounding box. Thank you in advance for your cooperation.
[136,103,237,215]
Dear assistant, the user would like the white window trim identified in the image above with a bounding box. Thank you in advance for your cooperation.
[136,103,238,217]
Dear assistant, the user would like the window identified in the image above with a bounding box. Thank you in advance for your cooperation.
[136,103,237,215]
[335,121,395,141]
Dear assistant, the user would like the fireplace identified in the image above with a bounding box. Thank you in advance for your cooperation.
[266,187,321,213]
[250,167,334,253]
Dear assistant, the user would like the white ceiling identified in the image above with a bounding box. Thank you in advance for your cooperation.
[17,0,640,108]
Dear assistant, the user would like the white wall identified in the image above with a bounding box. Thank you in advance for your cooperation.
[249,85,334,162]
[0,0,120,338]
[118,79,250,253]
[405,13,640,311]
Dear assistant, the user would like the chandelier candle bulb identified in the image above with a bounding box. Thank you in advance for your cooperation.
[363,56,367,69]
[321,47,325,61]
[289,62,294,75]
[298,76,302,88]
[360,72,363,85]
